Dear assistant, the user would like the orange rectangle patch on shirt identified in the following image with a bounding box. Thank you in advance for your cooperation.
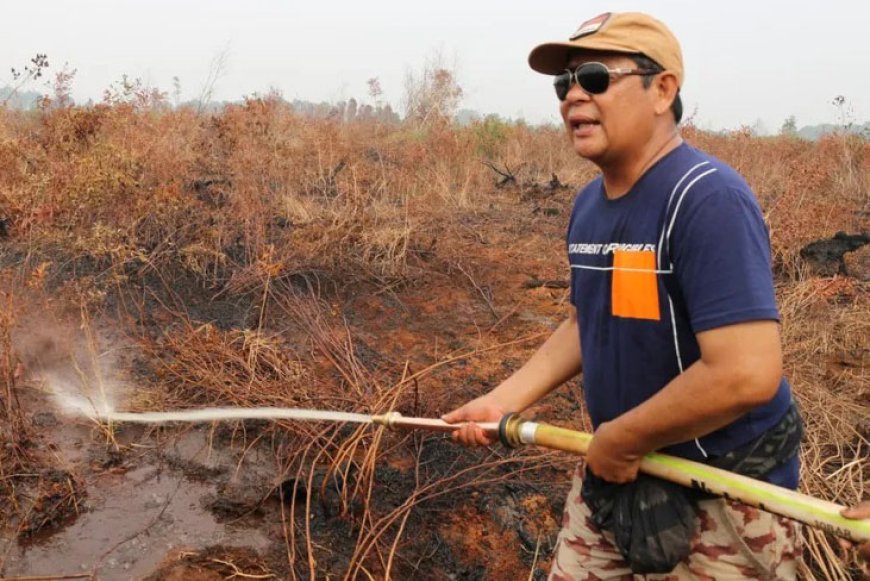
[611,250,660,321]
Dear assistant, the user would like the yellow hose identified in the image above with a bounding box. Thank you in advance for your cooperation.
[497,414,869,543]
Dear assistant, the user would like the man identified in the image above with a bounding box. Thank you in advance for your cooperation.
[444,12,804,579]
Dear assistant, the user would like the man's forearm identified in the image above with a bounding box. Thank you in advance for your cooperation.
[606,321,783,457]
[488,313,582,412]
[609,361,761,456]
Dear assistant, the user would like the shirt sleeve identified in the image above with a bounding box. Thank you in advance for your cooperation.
[670,183,779,333]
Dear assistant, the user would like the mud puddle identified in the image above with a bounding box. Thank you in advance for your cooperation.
[1,390,272,580]
[2,466,269,579]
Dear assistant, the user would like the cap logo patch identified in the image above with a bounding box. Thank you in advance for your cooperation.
[569,12,611,40]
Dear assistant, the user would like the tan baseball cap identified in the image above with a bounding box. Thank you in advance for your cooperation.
[528,12,684,87]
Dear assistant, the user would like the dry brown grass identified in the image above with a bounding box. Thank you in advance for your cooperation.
[0,100,867,578]
[779,276,868,578]
[0,290,28,520]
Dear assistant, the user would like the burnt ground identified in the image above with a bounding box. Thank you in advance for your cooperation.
[1,193,586,579]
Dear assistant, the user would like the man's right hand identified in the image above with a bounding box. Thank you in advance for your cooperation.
[440,311,582,448]
[441,394,508,447]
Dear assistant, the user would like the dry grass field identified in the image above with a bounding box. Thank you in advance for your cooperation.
[0,94,867,579]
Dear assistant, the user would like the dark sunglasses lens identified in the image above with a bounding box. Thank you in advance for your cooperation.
[577,64,610,94]
[554,73,571,100]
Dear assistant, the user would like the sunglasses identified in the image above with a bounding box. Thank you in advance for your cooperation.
[554,62,660,100]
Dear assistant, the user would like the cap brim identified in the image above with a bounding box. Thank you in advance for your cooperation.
[528,40,642,75]
[528,43,579,75]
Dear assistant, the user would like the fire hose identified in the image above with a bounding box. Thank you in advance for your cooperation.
[97,407,870,543]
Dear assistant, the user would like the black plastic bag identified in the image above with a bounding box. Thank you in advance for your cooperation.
[581,471,697,574]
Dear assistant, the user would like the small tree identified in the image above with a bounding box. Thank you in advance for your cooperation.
[3,53,49,106]
[831,95,854,133]
[345,97,358,122]
[367,77,383,105]
[402,53,463,127]
[780,115,797,136]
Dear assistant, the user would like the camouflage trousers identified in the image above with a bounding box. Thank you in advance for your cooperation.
[549,465,802,580]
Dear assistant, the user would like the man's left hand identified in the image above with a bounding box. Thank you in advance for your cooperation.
[840,502,870,563]
[586,420,644,483]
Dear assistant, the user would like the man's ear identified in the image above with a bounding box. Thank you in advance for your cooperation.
[653,72,679,116]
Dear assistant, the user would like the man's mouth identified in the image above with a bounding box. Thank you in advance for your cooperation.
[570,118,601,136]
[570,119,600,130]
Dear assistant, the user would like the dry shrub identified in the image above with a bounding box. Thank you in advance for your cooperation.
[153,322,308,408]
[683,126,867,276]
[0,291,28,515]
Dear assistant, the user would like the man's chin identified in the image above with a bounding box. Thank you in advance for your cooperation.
[572,141,605,163]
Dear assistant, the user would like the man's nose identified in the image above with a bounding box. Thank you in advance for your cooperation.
[565,80,591,103]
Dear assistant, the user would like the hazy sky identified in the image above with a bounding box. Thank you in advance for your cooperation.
[2,1,867,131]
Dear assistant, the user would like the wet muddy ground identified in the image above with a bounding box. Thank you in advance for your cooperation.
[3,383,572,580]
[2,388,272,579]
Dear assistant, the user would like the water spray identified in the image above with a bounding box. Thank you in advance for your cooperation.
[88,406,498,432]
[90,406,869,544]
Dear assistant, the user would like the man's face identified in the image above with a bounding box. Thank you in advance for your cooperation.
[559,52,658,164]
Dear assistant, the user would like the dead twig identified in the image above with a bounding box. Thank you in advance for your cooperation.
[481,160,516,188]
[454,262,498,320]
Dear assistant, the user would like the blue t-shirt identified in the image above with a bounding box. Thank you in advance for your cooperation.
[567,143,798,488]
